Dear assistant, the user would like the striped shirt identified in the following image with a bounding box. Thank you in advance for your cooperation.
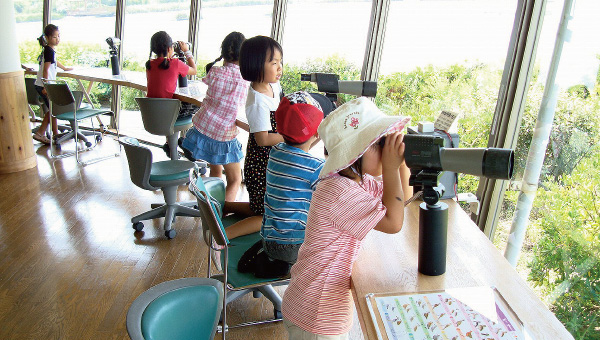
[281,174,386,335]
[261,143,325,244]
[192,63,249,141]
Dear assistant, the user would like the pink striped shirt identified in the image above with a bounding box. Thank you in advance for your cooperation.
[282,174,386,335]
[192,63,249,141]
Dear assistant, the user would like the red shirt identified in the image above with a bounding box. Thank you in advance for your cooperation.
[146,58,189,98]
[282,174,386,335]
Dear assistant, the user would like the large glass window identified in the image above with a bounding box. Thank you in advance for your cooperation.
[14,0,43,45]
[196,1,273,77]
[280,0,371,96]
[497,1,600,337]
[376,0,517,198]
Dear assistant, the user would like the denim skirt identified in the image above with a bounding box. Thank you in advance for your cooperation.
[182,128,244,165]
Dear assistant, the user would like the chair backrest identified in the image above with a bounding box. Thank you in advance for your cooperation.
[44,82,76,107]
[50,91,85,116]
[119,137,156,191]
[188,168,230,248]
[24,77,43,106]
[135,97,180,137]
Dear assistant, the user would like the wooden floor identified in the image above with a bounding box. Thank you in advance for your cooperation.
[0,136,364,340]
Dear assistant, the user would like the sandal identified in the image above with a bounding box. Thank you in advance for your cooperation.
[33,133,51,145]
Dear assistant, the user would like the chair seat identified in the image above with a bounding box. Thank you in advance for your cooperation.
[142,285,221,340]
[55,108,112,121]
[174,116,193,129]
[149,160,196,182]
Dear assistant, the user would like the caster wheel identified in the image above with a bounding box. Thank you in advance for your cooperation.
[274,309,282,319]
[132,222,144,232]
[96,135,102,142]
[55,144,61,150]
[85,141,92,147]
[165,229,176,239]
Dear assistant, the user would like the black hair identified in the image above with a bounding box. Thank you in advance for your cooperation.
[205,32,246,74]
[38,24,58,47]
[146,31,172,71]
[239,36,283,83]
[338,158,364,182]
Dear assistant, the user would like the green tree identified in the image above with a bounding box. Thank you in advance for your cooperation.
[528,151,600,339]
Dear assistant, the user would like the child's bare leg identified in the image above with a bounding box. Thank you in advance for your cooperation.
[209,164,223,178]
[223,201,255,217]
[223,162,242,202]
[51,116,59,136]
[37,111,50,135]
[224,215,262,240]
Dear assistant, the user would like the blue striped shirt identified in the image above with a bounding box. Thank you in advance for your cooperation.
[261,143,325,244]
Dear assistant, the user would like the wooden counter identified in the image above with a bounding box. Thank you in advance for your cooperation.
[351,199,573,339]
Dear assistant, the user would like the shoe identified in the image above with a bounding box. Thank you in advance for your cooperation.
[32,133,51,145]
[178,137,196,161]
[161,143,171,158]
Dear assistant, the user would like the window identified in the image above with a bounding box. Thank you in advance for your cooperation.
[376,0,518,199]
[497,1,600,337]
[279,0,371,95]
[196,1,273,76]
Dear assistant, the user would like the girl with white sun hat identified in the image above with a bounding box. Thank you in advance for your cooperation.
[282,97,412,339]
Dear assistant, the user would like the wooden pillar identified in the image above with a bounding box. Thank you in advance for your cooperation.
[0,70,37,173]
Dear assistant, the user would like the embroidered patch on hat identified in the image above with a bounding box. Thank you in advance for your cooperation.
[343,112,360,130]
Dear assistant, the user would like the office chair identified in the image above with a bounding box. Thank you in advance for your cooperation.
[189,168,288,338]
[126,277,223,340]
[135,97,193,160]
[43,80,120,165]
[120,137,202,239]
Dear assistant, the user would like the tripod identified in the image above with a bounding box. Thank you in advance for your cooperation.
[411,170,448,276]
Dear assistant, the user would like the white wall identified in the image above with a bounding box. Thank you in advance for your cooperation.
[0,0,22,74]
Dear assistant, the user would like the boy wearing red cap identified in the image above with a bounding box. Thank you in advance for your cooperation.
[236,91,325,278]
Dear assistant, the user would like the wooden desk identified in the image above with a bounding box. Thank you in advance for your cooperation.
[25,66,252,132]
[351,199,573,340]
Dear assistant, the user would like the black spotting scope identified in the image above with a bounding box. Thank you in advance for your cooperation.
[300,73,377,97]
[403,134,514,180]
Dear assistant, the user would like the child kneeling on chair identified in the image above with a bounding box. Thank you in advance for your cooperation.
[237,91,325,278]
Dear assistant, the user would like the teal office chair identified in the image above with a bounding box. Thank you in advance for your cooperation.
[120,137,201,239]
[189,168,288,339]
[126,277,224,340]
[43,80,120,165]
[135,98,193,161]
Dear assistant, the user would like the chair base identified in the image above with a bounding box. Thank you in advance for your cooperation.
[131,202,201,238]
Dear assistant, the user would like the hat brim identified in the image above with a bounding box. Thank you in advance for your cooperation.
[319,115,411,179]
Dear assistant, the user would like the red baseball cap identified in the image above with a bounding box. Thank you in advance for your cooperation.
[275,91,324,144]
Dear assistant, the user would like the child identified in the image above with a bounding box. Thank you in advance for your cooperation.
[236,91,325,278]
[33,24,73,144]
[145,31,198,157]
[238,35,284,217]
[180,32,249,202]
[281,97,412,339]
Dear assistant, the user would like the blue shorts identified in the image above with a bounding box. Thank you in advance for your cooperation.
[182,128,244,165]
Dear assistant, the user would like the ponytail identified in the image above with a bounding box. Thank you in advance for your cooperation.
[146,31,172,70]
[205,56,223,74]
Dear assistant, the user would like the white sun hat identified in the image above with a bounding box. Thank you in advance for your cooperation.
[318,97,411,179]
